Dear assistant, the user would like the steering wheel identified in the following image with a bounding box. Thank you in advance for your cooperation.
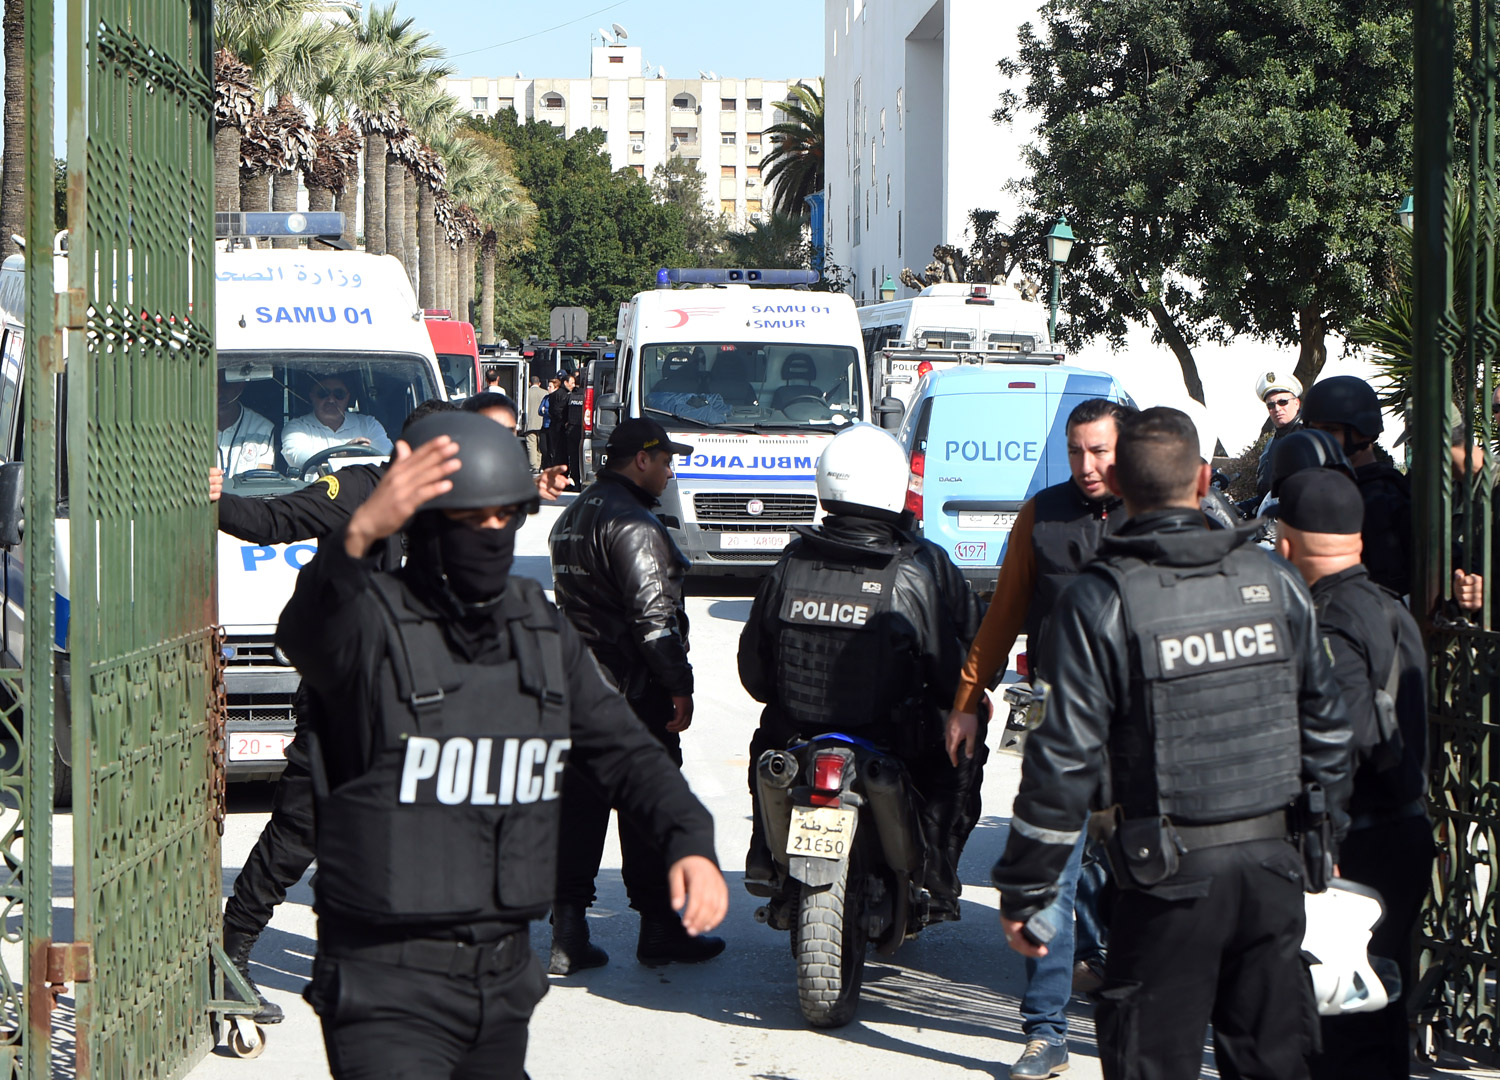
[779,394,834,422]
[297,443,380,482]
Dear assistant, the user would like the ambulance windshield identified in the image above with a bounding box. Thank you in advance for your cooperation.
[216,350,439,491]
[640,342,862,429]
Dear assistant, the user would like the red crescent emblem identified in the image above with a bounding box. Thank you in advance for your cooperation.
[666,309,689,328]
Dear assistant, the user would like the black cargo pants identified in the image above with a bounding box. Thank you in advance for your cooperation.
[553,682,681,917]
[1095,836,1314,1080]
[223,716,316,937]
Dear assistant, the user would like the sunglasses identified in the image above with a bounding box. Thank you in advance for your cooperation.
[1265,397,1294,409]
[313,386,350,402]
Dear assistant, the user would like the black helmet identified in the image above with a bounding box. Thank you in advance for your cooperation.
[402,411,537,511]
[1269,428,1354,497]
[1301,376,1384,439]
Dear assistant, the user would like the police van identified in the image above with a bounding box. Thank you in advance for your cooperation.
[605,268,869,572]
[214,219,444,778]
[859,282,1058,415]
[897,363,1133,595]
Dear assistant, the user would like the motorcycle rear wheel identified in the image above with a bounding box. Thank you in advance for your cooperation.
[795,853,868,1028]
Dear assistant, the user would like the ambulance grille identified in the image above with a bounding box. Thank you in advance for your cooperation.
[702,551,783,563]
[693,493,817,522]
[223,636,283,667]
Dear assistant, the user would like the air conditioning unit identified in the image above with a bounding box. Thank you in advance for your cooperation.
[749,145,761,155]
[631,141,645,152]
[746,179,758,188]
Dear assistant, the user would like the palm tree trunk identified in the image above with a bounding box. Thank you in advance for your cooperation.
[404,174,419,292]
[362,132,386,254]
[214,126,241,212]
[240,167,271,212]
[460,240,476,325]
[338,158,359,247]
[385,155,406,279]
[271,169,299,249]
[307,185,334,212]
[480,239,496,345]
[437,240,450,310]
[417,186,437,308]
[1,0,27,257]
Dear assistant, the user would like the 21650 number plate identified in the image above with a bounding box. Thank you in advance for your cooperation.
[786,806,858,860]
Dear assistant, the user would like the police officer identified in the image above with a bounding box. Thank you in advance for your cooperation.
[544,370,575,482]
[739,424,982,914]
[946,397,1131,1079]
[210,398,564,1023]
[992,407,1352,1080]
[547,417,726,970]
[1300,375,1411,595]
[1275,470,1432,1080]
[1255,370,1304,498]
[278,412,727,1078]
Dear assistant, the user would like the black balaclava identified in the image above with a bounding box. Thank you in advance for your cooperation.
[406,509,520,611]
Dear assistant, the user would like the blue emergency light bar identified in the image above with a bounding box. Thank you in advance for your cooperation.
[215,211,344,239]
[656,267,821,287]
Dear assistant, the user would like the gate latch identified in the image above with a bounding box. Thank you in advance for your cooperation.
[45,942,92,991]
[54,288,86,331]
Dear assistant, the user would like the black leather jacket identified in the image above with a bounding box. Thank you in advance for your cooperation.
[991,509,1353,920]
[548,470,693,698]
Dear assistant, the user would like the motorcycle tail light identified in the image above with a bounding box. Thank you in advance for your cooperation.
[1016,653,1029,680]
[812,751,844,793]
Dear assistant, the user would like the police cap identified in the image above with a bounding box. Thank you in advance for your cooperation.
[1269,428,1353,497]
[1278,469,1364,535]
[1301,376,1384,439]
[402,411,538,511]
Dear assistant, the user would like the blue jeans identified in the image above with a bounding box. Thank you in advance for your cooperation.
[1020,831,1108,1043]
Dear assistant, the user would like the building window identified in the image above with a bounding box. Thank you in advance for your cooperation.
[672,93,696,110]
[633,163,644,175]
[722,165,736,177]
[880,108,886,145]
[896,88,903,129]
[721,200,736,214]
[592,98,608,112]
[747,98,762,112]
[473,96,488,111]
[886,175,891,206]
[541,92,564,110]
[898,210,902,257]
[630,96,645,109]
[721,97,736,111]
[499,98,514,113]
[722,133,736,145]
[747,164,760,177]
[747,199,763,214]
[671,128,697,144]
[609,54,624,64]
[865,191,870,233]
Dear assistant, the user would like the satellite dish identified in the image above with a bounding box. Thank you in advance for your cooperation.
[597,27,616,44]
[708,71,719,81]
[657,65,667,79]
[699,70,710,80]
[612,22,629,40]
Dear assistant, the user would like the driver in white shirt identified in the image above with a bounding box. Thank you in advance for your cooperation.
[280,373,392,473]
[217,370,276,476]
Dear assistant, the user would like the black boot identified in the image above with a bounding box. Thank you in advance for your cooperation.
[221,928,284,1024]
[636,915,726,967]
[745,815,777,897]
[549,902,609,975]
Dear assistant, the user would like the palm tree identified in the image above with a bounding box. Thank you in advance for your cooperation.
[761,79,825,219]
[722,211,808,268]
[0,0,23,256]
[213,49,256,212]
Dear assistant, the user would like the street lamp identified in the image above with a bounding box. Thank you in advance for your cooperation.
[879,274,896,302]
[1045,214,1075,343]
[1397,191,1415,230]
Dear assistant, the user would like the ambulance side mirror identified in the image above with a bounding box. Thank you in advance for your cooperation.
[0,462,23,547]
[874,396,905,432]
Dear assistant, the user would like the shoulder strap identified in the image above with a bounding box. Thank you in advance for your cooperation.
[503,578,569,725]
[367,575,464,724]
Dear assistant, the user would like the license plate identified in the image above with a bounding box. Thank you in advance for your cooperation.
[786,806,858,860]
[228,732,294,762]
[954,540,988,561]
[958,511,1018,530]
[719,532,791,551]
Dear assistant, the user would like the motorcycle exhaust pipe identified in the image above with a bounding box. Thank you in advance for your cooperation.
[863,755,922,873]
[756,750,799,866]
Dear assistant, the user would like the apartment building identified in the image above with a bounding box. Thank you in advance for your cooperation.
[447,45,817,223]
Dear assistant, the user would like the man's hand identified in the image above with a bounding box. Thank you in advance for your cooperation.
[1455,569,1484,613]
[667,695,694,733]
[1001,915,1048,958]
[536,464,569,501]
[208,466,223,504]
[349,436,373,447]
[668,855,728,936]
[947,709,979,766]
[344,437,461,558]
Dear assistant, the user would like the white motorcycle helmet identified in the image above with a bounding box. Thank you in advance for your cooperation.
[1303,879,1396,1015]
[816,423,909,520]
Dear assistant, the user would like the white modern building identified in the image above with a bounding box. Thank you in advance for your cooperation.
[823,0,1016,304]
[446,46,817,224]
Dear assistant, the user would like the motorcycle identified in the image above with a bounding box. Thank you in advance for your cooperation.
[751,732,948,1028]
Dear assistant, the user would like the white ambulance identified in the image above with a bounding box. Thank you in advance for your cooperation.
[215,240,444,778]
[606,269,870,573]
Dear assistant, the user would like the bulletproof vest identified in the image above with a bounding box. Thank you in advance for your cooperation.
[773,546,918,736]
[1096,545,1303,825]
[1024,483,1119,676]
[311,574,571,926]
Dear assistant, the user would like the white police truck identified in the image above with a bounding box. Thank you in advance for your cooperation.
[604,268,870,573]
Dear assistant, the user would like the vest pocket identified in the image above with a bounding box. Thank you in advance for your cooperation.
[497,803,559,910]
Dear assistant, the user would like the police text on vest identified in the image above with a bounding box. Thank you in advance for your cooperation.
[399,736,571,806]
[787,597,871,626]
[1158,623,1278,672]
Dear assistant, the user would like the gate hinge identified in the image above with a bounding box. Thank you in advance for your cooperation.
[45,942,92,985]
[54,288,86,331]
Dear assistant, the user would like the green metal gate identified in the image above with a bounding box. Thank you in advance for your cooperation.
[14,0,222,1074]
[1413,0,1500,1059]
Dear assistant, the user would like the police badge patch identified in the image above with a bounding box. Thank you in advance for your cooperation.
[315,474,340,500]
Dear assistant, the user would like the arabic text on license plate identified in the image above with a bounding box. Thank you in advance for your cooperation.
[719,532,791,551]
[228,732,294,762]
[786,805,858,860]
[958,511,1019,530]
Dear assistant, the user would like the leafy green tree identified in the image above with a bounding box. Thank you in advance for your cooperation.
[1002,0,1412,403]
[762,80,824,219]
[721,212,806,269]
[651,156,726,265]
